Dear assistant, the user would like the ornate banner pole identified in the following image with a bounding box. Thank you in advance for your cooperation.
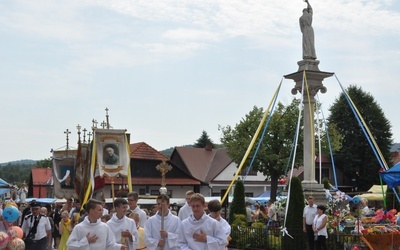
[156,160,172,250]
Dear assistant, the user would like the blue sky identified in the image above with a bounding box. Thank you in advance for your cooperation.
[1,0,400,163]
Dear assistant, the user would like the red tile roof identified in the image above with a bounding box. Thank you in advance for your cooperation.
[31,168,53,185]
[130,142,169,161]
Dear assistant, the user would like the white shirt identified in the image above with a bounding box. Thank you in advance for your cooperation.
[303,204,317,225]
[177,212,227,250]
[130,206,147,228]
[144,211,181,250]
[67,217,122,250]
[103,208,109,215]
[313,214,328,237]
[178,203,192,221]
[21,214,51,240]
[107,214,138,250]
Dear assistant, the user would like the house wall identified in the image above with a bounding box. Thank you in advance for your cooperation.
[211,162,269,197]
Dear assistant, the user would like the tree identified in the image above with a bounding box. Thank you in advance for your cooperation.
[36,158,52,168]
[282,177,306,249]
[194,130,214,148]
[220,99,303,201]
[228,179,246,224]
[328,85,393,191]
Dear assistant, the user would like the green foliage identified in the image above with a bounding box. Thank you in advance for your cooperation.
[194,130,214,148]
[282,177,306,249]
[385,187,400,211]
[0,162,35,185]
[322,177,330,189]
[35,158,52,168]
[229,179,247,224]
[220,100,303,201]
[328,85,393,191]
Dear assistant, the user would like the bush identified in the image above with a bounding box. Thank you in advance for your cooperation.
[281,177,306,249]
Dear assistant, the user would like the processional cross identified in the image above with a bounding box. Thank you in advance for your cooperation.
[156,160,172,250]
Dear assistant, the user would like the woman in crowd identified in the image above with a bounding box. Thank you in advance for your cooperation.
[313,205,328,250]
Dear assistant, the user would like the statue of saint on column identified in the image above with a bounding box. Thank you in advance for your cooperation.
[300,0,317,60]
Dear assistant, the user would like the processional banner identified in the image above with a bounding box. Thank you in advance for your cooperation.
[52,150,78,199]
[94,129,130,178]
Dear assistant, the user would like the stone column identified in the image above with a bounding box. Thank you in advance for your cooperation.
[285,60,333,202]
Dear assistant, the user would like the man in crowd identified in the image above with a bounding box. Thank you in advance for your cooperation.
[177,193,227,250]
[127,191,147,228]
[107,198,138,250]
[21,201,52,250]
[144,194,181,250]
[303,195,318,250]
[67,199,126,250]
[178,190,194,221]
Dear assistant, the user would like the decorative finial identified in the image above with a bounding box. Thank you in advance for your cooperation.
[76,124,81,142]
[83,128,87,143]
[105,107,110,129]
[101,121,106,129]
[64,129,71,154]
[88,131,92,144]
[92,119,98,131]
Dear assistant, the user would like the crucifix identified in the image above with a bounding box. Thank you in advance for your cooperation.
[156,160,172,250]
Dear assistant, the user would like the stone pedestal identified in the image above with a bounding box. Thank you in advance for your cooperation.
[284,59,334,202]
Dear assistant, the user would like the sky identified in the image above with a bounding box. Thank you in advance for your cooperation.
[1,0,400,163]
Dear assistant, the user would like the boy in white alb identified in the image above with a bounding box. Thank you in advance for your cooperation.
[177,193,227,250]
[127,191,147,227]
[107,198,138,250]
[67,199,125,250]
[144,194,181,250]
[178,190,194,221]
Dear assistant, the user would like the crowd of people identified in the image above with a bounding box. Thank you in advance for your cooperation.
[0,190,232,250]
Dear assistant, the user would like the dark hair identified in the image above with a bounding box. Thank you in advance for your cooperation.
[114,198,128,208]
[317,205,326,212]
[127,191,139,201]
[207,199,221,212]
[157,194,170,204]
[86,199,102,211]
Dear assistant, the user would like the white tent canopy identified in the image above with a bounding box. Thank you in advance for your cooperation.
[358,185,387,201]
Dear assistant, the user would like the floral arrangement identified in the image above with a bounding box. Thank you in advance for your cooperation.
[370,209,397,224]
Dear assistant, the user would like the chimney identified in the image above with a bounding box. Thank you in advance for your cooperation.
[205,143,213,151]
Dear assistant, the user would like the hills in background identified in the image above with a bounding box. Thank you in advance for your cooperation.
[0,159,36,167]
